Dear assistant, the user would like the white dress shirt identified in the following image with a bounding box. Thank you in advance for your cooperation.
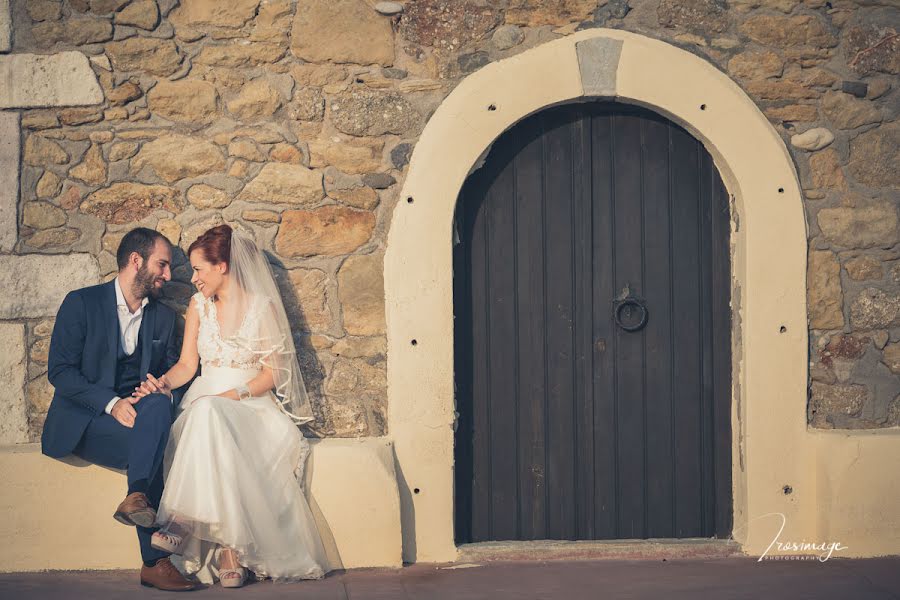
[104,277,150,415]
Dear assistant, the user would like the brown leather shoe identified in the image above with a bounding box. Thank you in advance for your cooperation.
[113,492,157,528]
[140,557,197,591]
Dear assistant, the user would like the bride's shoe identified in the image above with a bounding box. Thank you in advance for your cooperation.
[216,547,247,589]
[220,569,247,589]
[151,530,184,555]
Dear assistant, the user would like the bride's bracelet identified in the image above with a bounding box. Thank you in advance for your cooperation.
[235,383,252,401]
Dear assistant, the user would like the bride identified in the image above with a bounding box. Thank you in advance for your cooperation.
[133,224,329,587]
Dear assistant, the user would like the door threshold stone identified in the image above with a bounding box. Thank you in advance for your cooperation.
[456,538,743,562]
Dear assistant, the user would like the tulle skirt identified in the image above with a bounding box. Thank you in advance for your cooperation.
[156,366,329,584]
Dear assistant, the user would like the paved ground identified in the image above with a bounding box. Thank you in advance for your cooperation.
[1,557,899,600]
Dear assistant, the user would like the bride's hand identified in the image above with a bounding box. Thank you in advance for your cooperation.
[133,373,173,400]
[132,381,153,399]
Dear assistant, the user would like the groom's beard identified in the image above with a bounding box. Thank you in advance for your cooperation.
[134,264,163,300]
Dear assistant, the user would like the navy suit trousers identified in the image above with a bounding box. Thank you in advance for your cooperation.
[72,393,173,563]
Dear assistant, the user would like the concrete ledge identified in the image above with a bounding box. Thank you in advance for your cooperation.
[0,438,402,572]
[0,52,103,108]
[811,429,900,558]
[306,438,403,569]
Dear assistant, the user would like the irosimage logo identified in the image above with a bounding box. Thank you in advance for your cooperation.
[754,513,848,562]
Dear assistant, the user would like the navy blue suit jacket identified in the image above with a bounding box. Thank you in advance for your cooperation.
[41,280,185,458]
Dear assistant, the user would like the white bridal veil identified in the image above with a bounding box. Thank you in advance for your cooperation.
[216,230,314,425]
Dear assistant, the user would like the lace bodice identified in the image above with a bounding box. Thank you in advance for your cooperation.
[194,292,263,370]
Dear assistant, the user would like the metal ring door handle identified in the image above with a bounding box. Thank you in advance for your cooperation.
[614,297,649,332]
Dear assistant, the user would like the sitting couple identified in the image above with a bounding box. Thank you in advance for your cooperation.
[41,225,329,591]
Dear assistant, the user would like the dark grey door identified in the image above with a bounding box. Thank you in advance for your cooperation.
[453,102,732,543]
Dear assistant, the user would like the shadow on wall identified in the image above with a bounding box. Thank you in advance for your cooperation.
[391,445,417,562]
[303,439,343,570]
[268,251,331,438]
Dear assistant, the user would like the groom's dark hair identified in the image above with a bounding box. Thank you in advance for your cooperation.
[117,227,169,270]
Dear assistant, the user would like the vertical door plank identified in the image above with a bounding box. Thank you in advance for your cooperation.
[542,110,577,540]
[467,166,492,542]
[485,137,520,541]
[611,113,647,539]
[670,126,703,537]
[641,115,676,538]
[698,151,716,537]
[572,109,595,540]
[514,117,548,540]
[591,111,618,539]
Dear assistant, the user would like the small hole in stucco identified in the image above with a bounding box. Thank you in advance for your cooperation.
[778,187,785,194]
[700,104,707,111]
[407,196,414,203]
[411,339,418,346]
[488,104,497,111]
[414,488,421,494]
[783,485,793,495]
[780,325,787,333]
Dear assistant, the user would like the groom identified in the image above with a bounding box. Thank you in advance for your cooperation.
[41,227,195,592]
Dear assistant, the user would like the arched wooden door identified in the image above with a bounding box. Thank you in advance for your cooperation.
[452,102,732,543]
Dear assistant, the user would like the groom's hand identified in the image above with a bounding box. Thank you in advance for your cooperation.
[110,398,137,428]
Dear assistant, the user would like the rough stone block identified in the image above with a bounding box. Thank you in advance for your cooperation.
[807,250,844,330]
[275,207,375,257]
[338,252,386,336]
[0,324,27,445]
[841,81,868,98]
[0,111,18,252]
[0,52,103,108]
[330,89,420,137]
[0,0,10,53]
[291,0,394,67]
[0,254,99,319]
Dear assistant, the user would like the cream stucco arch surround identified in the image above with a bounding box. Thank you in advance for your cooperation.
[385,29,812,562]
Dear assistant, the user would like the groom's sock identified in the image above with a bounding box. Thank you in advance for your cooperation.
[128,478,150,495]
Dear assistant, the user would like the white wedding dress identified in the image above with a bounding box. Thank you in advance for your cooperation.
[156,292,329,584]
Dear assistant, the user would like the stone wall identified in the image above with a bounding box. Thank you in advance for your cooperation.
[1,0,897,439]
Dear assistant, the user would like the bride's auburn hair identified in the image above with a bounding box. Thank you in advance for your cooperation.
[188,224,232,267]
